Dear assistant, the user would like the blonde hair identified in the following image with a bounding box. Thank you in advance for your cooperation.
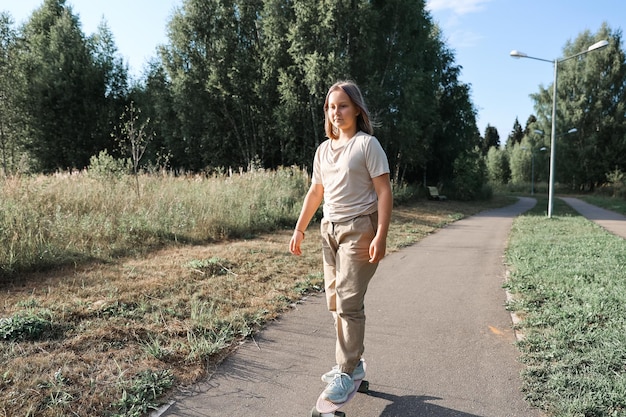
[323,81,374,140]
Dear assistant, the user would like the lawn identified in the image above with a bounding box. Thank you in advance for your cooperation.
[505,196,626,416]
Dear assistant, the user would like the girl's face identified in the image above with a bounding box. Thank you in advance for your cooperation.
[327,89,359,136]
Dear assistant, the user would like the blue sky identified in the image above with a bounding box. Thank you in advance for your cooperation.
[5,0,626,142]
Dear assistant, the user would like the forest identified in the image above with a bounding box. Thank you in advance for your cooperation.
[1,0,625,195]
[0,0,483,195]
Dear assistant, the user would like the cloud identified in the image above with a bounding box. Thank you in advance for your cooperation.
[448,30,484,48]
[426,0,492,49]
[426,0,492,15]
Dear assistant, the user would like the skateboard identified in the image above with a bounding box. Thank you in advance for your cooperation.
[309,363,369,417]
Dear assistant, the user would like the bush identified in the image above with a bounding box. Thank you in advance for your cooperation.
[88,150,131,180]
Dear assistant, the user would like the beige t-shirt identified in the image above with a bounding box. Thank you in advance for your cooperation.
[312,132,390,223]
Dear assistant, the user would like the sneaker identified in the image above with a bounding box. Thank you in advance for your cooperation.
[321,360,365,383]
[322,372,354,403]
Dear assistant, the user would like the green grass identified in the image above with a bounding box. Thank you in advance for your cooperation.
[506,196,626,416]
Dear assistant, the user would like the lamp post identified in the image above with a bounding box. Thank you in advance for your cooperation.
[510,39,608,217]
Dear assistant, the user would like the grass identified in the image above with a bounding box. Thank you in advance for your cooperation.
[0,167,310,276]
[505,195,626,416]
[0,170,513,417]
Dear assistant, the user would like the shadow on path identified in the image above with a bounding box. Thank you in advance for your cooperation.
[368,391,485,417]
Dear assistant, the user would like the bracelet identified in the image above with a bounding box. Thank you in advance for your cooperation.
[296,229,305,238]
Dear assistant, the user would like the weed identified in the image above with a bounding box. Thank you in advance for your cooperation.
[113,369,174,417]
[185,257,234,276]
[0,311,53,341]
[140,335,171,361]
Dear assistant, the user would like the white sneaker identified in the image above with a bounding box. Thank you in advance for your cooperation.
[321,372,354,403]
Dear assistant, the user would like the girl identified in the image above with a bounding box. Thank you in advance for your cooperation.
[289,81,392,403]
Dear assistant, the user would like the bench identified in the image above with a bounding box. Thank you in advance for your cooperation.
[427,186,447,201]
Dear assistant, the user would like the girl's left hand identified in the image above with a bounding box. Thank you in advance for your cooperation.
[289,230,304,256]
[369,234,386,263]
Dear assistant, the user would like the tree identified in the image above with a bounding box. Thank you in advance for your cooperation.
[451,147,487,200]
[486,146,510,184]
[1,0,489,196]
[132,59,177,171]
[114,102,152,196]
[481,124,500,155]
[506,118,524,148]
[531,23,626,190]
[0,12,23,175]
[90,19,130,154]
[19,0,114,171]
[509,138,531,185]
[523,114,537,137]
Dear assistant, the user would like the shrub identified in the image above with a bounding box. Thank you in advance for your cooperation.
[88,150,131,180]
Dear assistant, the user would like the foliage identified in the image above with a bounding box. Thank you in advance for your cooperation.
[486,146,510,185]
[87,149,131,180]
[113,102,153,196]
[0,12,26,176]
[451,147,488,200]
[481,124,500,155]
[15,0,125,172]
[604,167,626,198]
[530,24,626,190]
[506,118,524,148]
[1,0,484,192]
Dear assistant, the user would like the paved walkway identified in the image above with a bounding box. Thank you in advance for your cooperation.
[158,197,548,417]
[560,197,626,238]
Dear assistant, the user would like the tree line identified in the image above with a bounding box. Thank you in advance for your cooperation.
[3,1,623,195]
[0,0,482,193]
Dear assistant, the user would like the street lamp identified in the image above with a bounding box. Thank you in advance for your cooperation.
[510,39,608,217]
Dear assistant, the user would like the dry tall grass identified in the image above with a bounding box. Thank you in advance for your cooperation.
[0,167,309,276]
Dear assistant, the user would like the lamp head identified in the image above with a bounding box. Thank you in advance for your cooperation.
[510,50,527,58]
[587,40,609,52]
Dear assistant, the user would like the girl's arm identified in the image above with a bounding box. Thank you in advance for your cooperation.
[369,173,392,263]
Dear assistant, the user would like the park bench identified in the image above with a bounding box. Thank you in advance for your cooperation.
[427,186,447,201]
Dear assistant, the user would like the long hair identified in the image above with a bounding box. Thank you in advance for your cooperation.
[323,81,374,140]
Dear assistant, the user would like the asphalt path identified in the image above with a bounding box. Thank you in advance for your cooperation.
[157,197,548,417]
[560,197,626,237]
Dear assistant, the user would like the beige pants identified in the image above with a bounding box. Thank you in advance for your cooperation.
[320,212,378,374]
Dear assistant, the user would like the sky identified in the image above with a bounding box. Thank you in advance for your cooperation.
[4,0,626,141]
